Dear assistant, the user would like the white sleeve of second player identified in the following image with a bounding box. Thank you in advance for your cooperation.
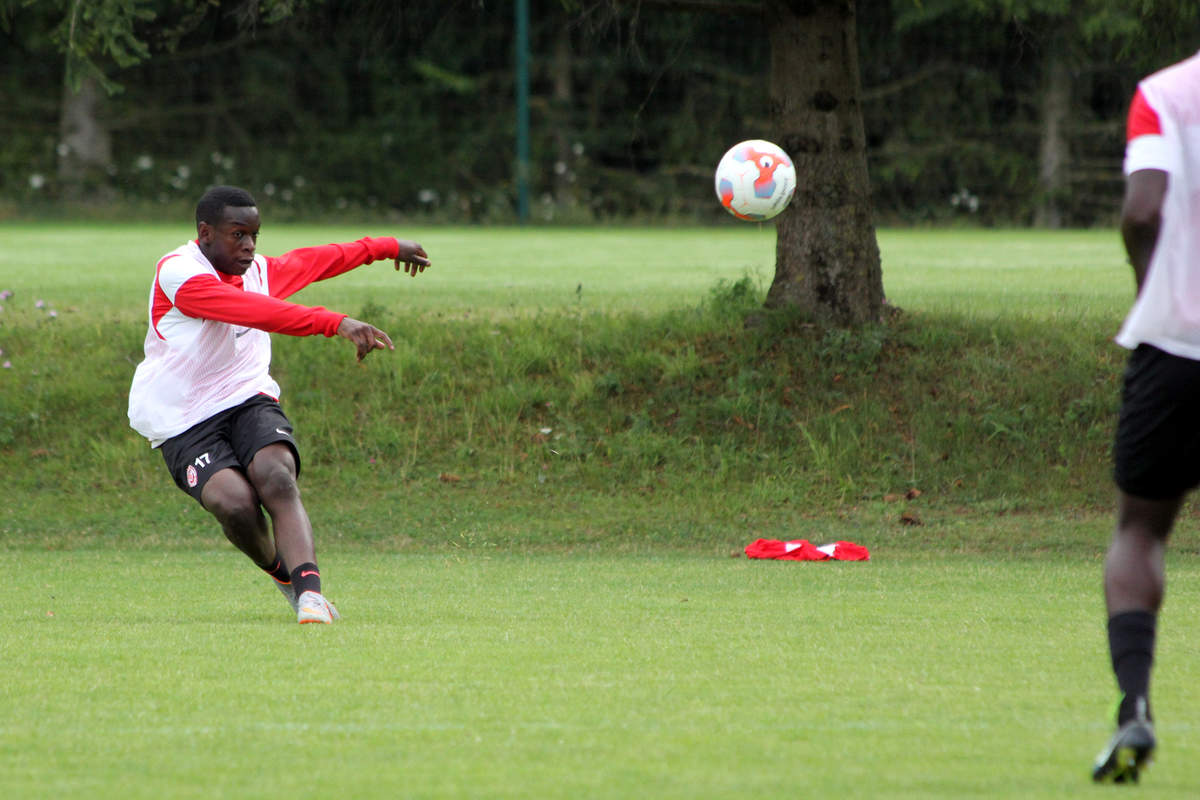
[1124,134,1174,176]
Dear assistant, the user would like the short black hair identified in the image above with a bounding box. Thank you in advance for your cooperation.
[195,185,257,228]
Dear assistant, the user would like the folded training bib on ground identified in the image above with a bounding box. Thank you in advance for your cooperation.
[744,539,870,561]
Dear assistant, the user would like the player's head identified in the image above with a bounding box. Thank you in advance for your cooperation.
[195,185,261,276]
[196,185,257,228]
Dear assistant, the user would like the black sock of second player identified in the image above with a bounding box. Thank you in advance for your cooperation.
[1108,610,1156,724]
[290,562,322,597]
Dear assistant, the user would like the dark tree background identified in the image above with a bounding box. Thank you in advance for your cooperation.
[1,0,1197,227]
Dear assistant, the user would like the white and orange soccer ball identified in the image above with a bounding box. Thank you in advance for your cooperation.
[714,139,796,221]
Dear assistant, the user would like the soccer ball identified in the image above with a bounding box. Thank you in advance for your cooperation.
[714,139,796,221]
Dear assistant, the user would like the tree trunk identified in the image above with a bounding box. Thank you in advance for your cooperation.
[764,0,883,326]
[552,16,574,207]
[58,75,113,200]
[1034,38,1070,229]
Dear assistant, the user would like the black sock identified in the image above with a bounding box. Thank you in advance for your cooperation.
[1108,610,1156,724]
[262,556,291,585]
[290,562,322,597]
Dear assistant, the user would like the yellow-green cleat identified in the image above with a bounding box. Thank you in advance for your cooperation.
[1092,698,1155,784]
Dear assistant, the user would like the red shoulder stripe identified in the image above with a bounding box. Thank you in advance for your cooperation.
[150,253,182,340]
[1127,88,1162,141]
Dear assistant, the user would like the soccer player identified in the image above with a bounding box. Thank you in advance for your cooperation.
[1093,52,1200,783]
[128,185,431,624]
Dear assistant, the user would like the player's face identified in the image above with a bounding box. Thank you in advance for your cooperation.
[198,205,261,275]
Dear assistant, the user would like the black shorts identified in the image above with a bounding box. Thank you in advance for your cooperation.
[159,394,301,504]
[1114,344,1200,499]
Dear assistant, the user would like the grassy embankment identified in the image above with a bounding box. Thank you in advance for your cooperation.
[0,224,1172,554]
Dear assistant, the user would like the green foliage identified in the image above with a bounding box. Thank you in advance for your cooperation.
[0,0,327,91]
[53,0,153,93]
[9,0,1191,222]
[863,0,1200,224]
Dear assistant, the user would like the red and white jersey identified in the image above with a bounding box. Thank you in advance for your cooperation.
[128,236,400,445]
[1116,50,1200,357]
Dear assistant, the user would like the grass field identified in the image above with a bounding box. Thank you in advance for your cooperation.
[0,223,1131,318]
[7,550,1200,798]
[2,223,1198,796]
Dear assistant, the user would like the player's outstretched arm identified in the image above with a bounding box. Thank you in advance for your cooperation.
[394,240,431,277]
[337,316,394,361]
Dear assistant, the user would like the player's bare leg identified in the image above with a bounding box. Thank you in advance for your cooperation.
[247,443,338,622]
[1093,491,1178,783]
[201,467,275,567]
[1105,492,1176,614]
[201,466,298,612]
[246,443,314,569]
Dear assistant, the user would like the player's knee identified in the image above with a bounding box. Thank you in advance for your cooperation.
[202,480,260,526]
[248,444,300,504]
[252,461,301,505]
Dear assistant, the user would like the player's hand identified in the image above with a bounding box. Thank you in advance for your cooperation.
[337,317,394,361]
[394,240,431,277]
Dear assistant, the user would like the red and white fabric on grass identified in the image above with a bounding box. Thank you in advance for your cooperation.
[744,539,870,561]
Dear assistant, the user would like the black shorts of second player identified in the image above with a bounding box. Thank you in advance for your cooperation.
[1114,343,1200,499]
[158,393,302,505]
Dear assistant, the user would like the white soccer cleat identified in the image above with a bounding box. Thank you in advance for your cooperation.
[296,590,339,624]
[274,579,299,613]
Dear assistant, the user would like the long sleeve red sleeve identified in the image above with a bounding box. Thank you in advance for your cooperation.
[266,236,400,299]
[173,274,346,337]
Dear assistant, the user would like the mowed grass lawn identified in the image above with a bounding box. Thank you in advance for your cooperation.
[0,222,1131,320]
[7,549,1200,799]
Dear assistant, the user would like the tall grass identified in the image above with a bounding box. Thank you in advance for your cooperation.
[0,225,1134,547]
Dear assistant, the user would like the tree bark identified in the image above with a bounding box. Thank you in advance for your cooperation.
[764,0,883,326]
[552,17,574,207]
[57,75,113,200]
[1034,36,1070,229]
